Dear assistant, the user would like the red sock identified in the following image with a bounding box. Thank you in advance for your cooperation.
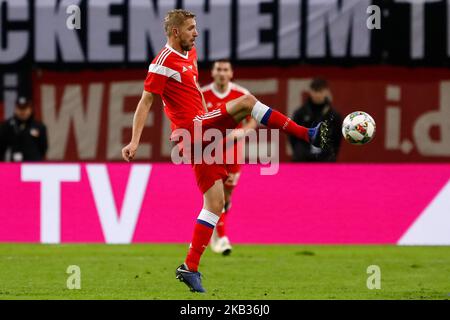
[252,101,310,142]
[216,213,226,238]
[267,109,310,142]
[185,209,218,272]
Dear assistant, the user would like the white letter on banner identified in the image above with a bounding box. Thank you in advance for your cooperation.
[307,0,370,58]
[88,0,124,62]
[41,84,103,160]
[107,81,152,160]
[278,0,301,59]
[21,164,81,244]
[0,0,29,63]
[86,164,151,244]
[413,81,450,156]
[184,0,232,60]
[128,0,176,62]
[35,0,84,62]
[238,0,274,59]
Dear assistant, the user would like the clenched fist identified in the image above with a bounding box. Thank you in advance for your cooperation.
[122,143,138,162]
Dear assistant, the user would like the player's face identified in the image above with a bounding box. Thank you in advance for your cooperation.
[309,89,328,105]
[211,62,233,87]
[177,18,198,51]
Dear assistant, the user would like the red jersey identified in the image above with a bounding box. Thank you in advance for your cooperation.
[201,82,251,170]
[201,82,250,129]
[201,82,249,111]
[144,44,204,130]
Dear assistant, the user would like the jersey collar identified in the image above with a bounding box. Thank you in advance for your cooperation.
[165,43,189,59]
[211,82,232,99]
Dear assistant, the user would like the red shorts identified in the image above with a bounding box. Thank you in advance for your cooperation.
[226,163,241,174]
[192,163,229,194]
[188,104,239,194]
[224,164,241,189]
[189,104,237,138]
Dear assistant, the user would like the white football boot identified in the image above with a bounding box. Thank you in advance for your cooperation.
[210,229,233,256]
[210,227,221,253]
[219,236,232,256]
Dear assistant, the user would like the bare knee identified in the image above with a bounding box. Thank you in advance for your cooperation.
[241,94,258,113]
[205,197,225,215]
[227,94,258,119]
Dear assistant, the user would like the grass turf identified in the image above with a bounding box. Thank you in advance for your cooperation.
[0,244,449,300]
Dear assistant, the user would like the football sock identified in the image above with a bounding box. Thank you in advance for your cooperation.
[251,101,310,142]
[185,209,219,272]
[216,207,227,238]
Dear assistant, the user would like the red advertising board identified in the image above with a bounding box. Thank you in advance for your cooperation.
[32,66,450,162]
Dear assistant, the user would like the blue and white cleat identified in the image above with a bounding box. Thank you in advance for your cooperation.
[175,264,206,293]
[308,121,330,150]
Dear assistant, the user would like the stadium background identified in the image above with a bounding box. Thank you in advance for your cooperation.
[0,0,449,245]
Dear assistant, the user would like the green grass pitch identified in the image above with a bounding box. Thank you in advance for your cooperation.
[0,244,449,300]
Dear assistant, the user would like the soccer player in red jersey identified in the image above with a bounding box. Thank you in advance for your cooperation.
[201,60,257,256]
[122,9,328,293]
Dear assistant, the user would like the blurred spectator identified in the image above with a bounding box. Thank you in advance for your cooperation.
[0,97,48,161]
[289,78,342,162]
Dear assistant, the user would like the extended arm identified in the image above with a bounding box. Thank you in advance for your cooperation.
[122,90,154,162]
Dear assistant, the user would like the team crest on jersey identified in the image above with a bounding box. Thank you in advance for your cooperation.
[182,65,194,73]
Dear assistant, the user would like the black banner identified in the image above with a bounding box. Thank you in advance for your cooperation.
[0,0,448,102]
[0,0,448,68]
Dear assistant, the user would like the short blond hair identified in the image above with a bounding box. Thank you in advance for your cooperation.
[164,9,196,36]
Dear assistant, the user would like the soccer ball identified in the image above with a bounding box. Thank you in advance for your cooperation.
[342,111,376,145]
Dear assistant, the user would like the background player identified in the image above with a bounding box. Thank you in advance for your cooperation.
[201,60,257,256]
[122,9,328,293]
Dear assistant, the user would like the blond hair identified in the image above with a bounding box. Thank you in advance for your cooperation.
[164,9,196,36]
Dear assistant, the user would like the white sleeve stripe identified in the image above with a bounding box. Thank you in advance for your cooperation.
[155,49,165,65]
[155,48,170,65]
[193,110,222,121]
[158,49,171,66]
[159,51,171,65]
[148,64,181,83]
